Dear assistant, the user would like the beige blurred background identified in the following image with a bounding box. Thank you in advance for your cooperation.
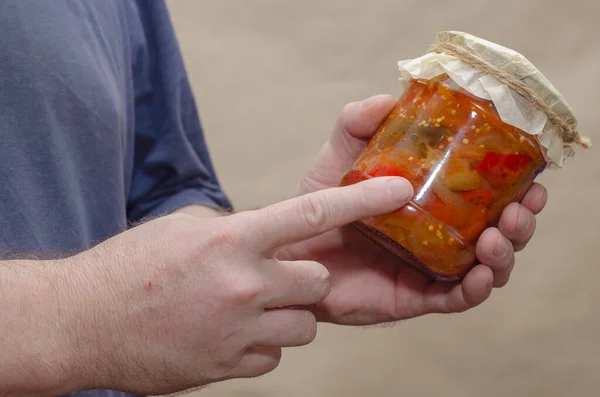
[166,1,599,396]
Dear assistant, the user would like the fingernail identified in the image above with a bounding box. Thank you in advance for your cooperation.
[516,208,530,232]
[541,188,548,207]
[386,178,413,202]
[485,278,494,299]
[493,236,508,258]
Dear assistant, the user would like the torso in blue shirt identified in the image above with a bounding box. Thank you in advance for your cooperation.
[0,1,231,396]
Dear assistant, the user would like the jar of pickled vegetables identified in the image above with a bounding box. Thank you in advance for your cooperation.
[340,31,590,281]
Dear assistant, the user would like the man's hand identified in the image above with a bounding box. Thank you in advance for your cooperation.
[282,94,548,325]
[0,175,412,396]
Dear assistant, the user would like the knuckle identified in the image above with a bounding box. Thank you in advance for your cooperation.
[189,221,242,260]
[207,347,246,380]
[297,194,331,232]
[226,279,263,305]
[219,355,243,374]
[208,222,241,248]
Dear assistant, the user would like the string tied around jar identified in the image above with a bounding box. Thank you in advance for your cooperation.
[429,41,591,150]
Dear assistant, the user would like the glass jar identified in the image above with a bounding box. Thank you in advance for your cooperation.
[339,31,588,281]
[341,74,545,280]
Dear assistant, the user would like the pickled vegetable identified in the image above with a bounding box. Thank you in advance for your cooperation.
[340,74,546,281]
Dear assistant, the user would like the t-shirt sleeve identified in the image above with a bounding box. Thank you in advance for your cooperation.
[126,0,233,222]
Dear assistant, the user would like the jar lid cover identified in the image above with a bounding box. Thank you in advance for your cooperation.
[398,30,590,168]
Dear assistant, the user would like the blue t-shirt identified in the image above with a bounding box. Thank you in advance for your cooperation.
[0,1,232,396]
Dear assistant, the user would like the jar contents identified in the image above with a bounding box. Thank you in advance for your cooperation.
[340,74,546,281]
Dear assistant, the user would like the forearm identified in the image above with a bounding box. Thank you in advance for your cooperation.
[175,204,232,218]
[0,258,88,396]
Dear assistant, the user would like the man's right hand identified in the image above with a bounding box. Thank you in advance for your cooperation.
[42,176,413,395]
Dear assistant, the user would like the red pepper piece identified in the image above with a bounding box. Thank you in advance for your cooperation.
[340,170,370,186]
[476,152,533,186]
[419,192,470,229]
[369,165,409,179]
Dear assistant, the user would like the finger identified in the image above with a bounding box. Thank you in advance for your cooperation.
[330,95,398,163]
[520,183,547,215]
[422,265,494,314]
[476,228,516,288]
[498,202,537,251]
[231,346,282,379]
[340,95,398,139]
[243,176,414,254]
[252,309,318,347]
[260,259,330,308]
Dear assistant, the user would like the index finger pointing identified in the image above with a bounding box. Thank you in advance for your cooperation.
[244,177,413,256]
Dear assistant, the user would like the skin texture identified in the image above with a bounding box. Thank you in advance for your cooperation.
[0,175,413,396]
[281,94,547,325]
[176,205,226,218]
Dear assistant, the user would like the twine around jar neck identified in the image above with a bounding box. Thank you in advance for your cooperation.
[429,41,591,149]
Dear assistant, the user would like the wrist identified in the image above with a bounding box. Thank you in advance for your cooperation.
[0,258,92,395]
[24,254,120,394]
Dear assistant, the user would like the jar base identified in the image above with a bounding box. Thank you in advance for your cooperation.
[352,220,465,282]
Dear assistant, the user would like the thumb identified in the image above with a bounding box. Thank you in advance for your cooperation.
[244,176,413,255]
[329,95,398,163]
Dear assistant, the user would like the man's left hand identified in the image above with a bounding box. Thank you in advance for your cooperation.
[280,95,547,326]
